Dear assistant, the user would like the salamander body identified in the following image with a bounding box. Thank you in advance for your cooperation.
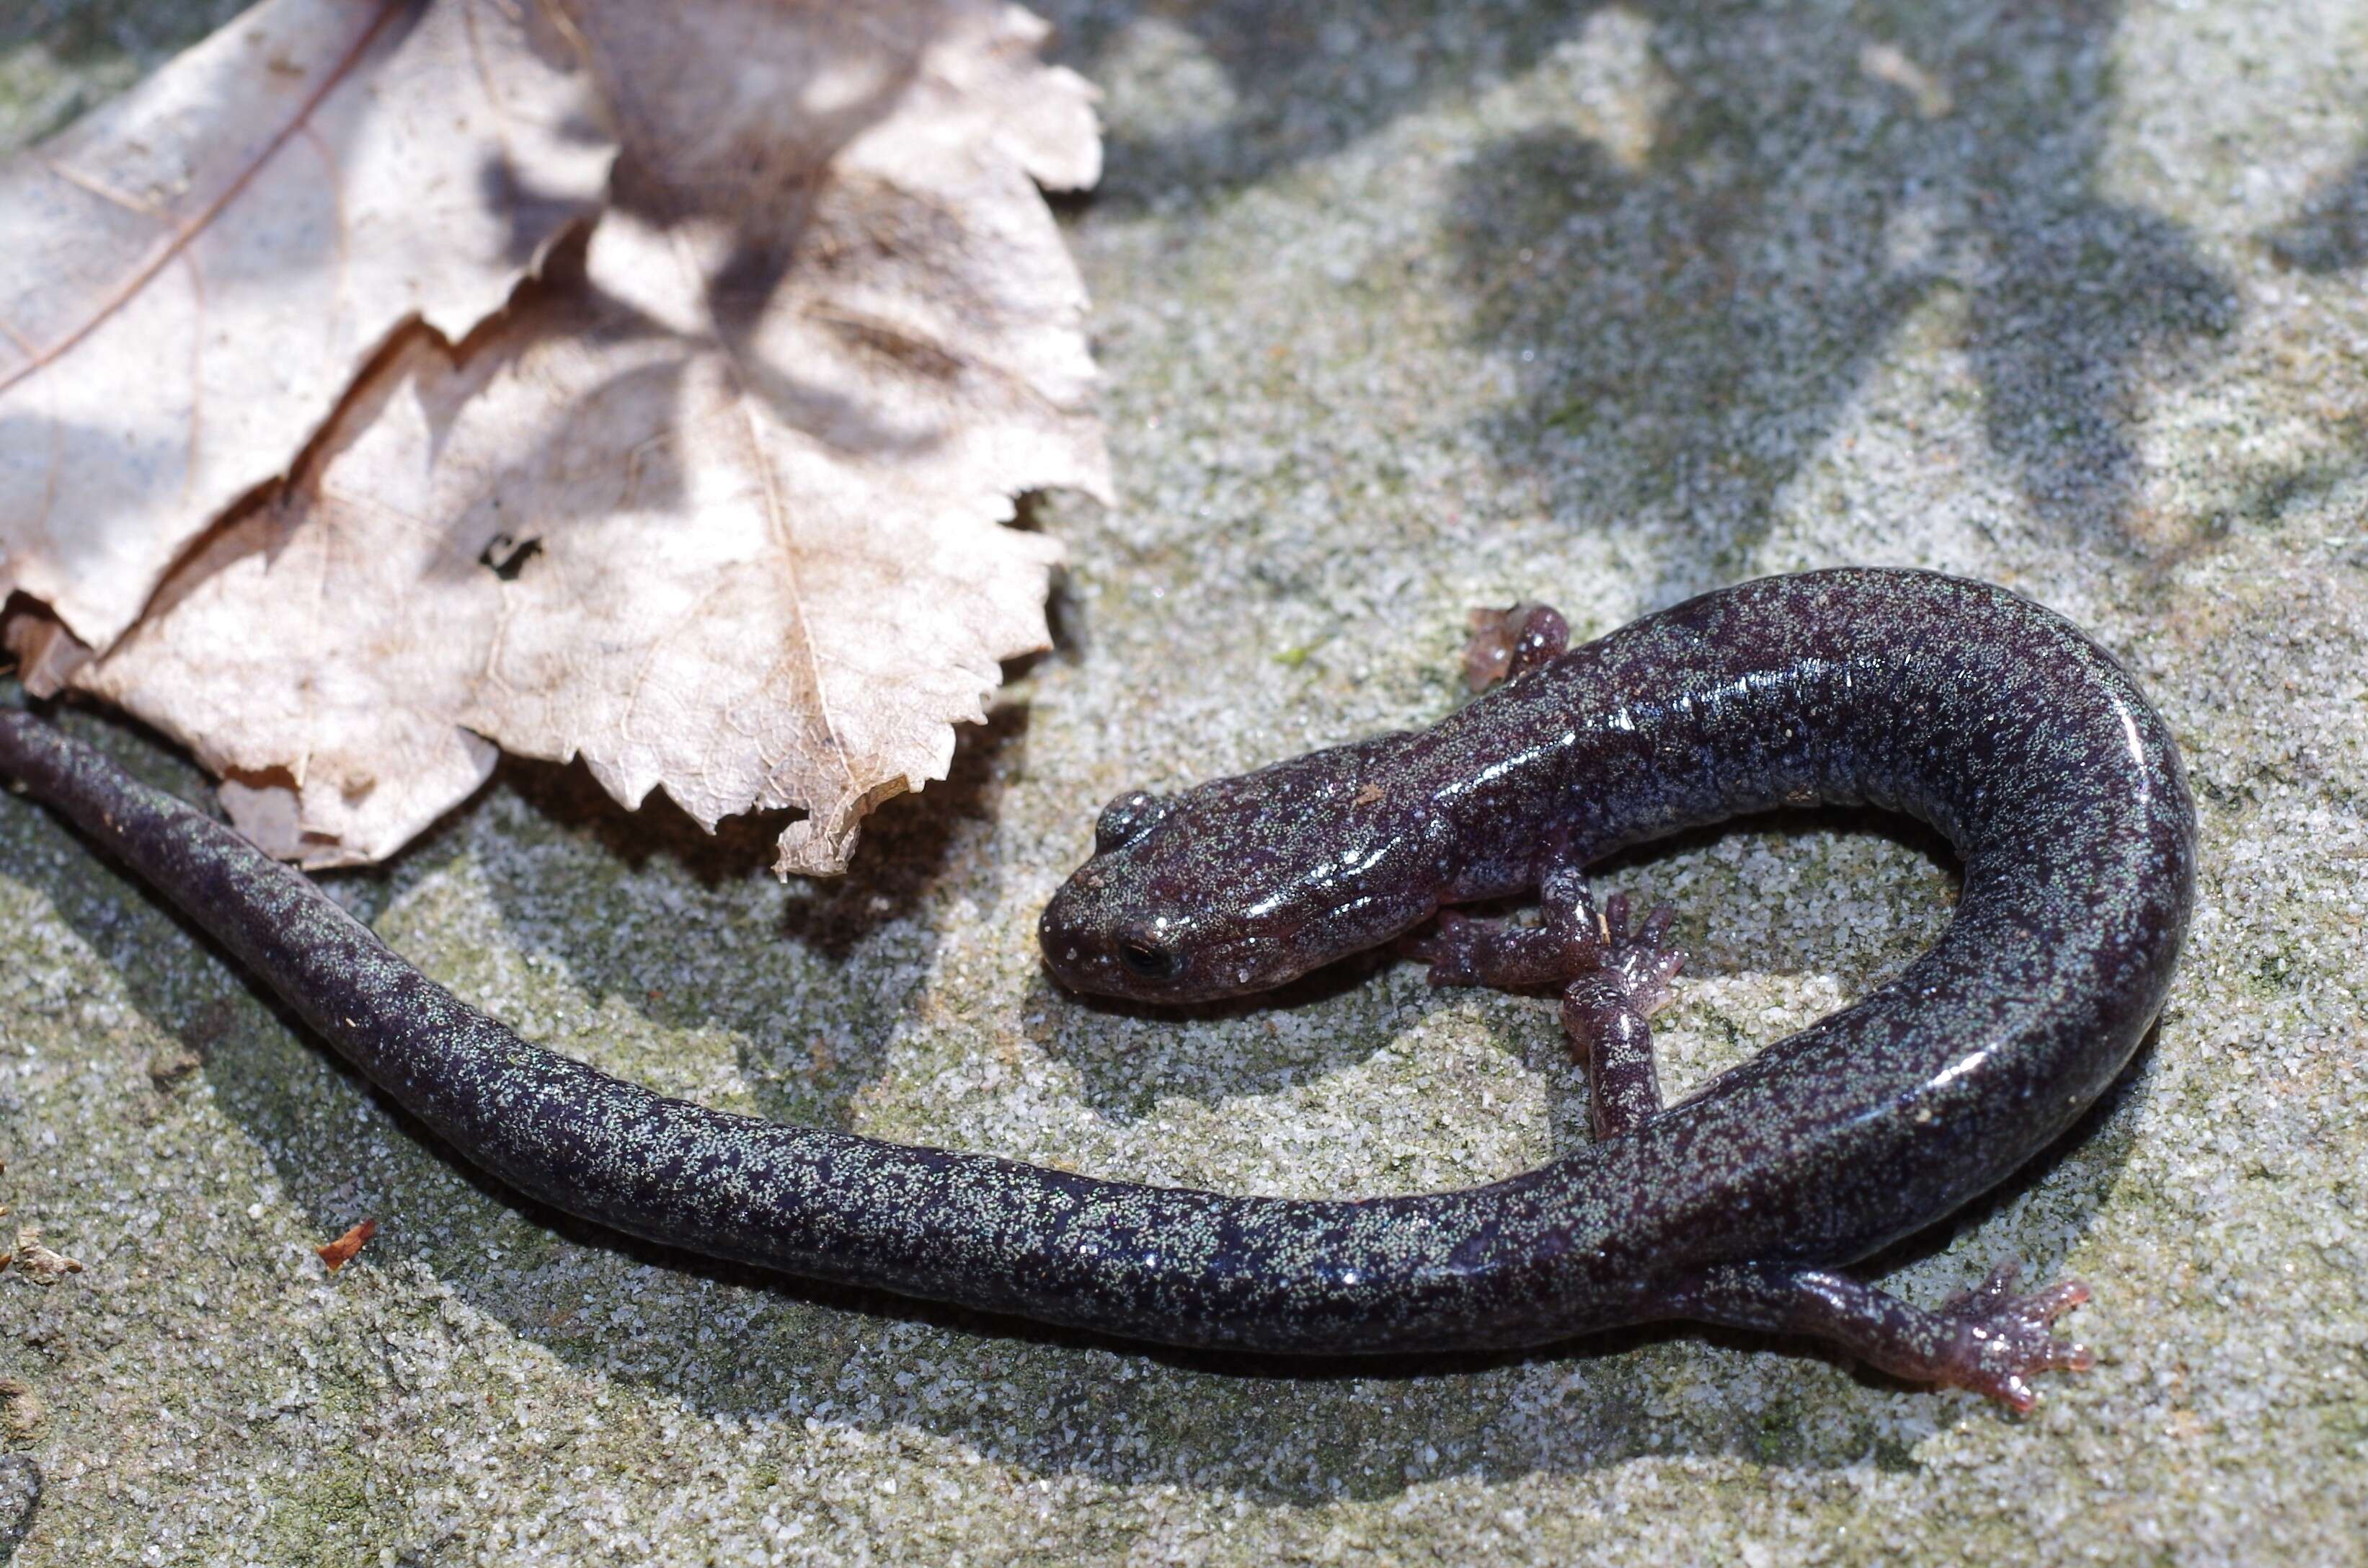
[0,568,2194,1407]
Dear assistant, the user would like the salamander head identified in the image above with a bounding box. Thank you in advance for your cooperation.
[1039,734,1448,1003]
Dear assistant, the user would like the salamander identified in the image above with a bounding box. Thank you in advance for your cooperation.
[0,567,2194,1409]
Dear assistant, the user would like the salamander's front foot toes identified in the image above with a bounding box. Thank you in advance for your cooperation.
[1595,890,1688,1016]
[1933,1262,2095,1412]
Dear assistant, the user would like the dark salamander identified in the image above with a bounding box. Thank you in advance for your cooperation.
[0,568,2194,1409]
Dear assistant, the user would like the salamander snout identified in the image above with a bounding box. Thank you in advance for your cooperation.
[1037,868,1205,1001]
[1039,789,1179,997]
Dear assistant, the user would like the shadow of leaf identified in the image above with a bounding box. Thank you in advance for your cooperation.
[1045,0,1593,209]
[2266,141,2368,274]
[0,1455,36,1566]
[1424,0,2232,578]
[1970,197,2234,532]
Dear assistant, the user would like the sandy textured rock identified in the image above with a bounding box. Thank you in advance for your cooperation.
[1,0,2364,1564]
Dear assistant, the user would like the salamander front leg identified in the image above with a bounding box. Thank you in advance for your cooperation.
[1404,869,1688,1138]
[1402,916,1579,989]
[1560,885,1686,1137]
[1462,602,1570,691]
[1660,1260,2096,1412]
[1401,863,1609,988]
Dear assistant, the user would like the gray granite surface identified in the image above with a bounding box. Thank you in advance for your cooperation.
[4,0,2366,1561]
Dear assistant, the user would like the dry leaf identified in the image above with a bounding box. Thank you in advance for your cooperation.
[78,0,1108,874]
[0,598,91,694]
[0,1381,44,1439]
[316,1216,377,1271]
[0,0,613,662]
[77,358,510,863]
[9,1227,82,1283]
[147,1045,206,1088]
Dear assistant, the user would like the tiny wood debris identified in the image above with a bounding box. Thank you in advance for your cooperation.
[316,1217,378,1272]
[147,1045,205,1089]
[6,1227,83,1283]
[0,1381,44,1438]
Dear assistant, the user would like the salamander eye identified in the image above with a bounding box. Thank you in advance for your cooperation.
[1117,937,1181,980]
[1095,790,1172,854]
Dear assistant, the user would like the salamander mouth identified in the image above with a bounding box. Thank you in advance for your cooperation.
[1038,905,1302,1002]
[1114,928,1331,1003]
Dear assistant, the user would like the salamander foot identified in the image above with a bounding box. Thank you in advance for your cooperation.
[1924,1262,2096,1412]
[1401,870,1690,1138]
[1558,882,1686,1137]
[1589,889,1687,1016]
[1667,1259,2095,1412]
[1463,603,1569,691]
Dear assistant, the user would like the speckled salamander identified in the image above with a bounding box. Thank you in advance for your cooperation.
[0,567,2192,1409]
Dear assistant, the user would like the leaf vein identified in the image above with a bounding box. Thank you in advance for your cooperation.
[0,0,410,398]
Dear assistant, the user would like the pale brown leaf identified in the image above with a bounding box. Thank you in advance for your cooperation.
[75,350,507,863]
[7,1226,82,1283]
[77,0,1107,874]
[0,0,613,659]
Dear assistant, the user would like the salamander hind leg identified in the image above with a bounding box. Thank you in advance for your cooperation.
[1662,1261,2095,1412]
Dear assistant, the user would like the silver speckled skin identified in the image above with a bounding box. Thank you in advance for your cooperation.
[0,570,2193,1367]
